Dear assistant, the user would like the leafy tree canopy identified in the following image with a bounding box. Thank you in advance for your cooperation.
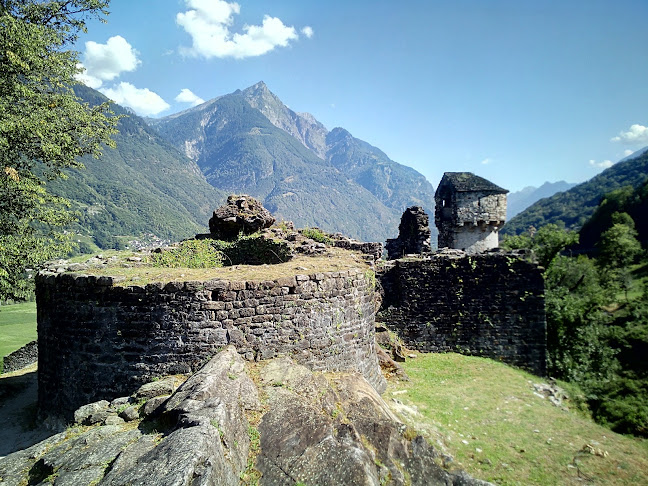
[502,223,579,269]
[597,212,643,270]
[0,0,118,301]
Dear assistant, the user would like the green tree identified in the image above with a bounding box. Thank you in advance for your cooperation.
[0,0,117,300]
[544,254,615,381]
[598,212,642,269]
[597,212,643,300]
[503,225,616,387]
[501,223,579,268]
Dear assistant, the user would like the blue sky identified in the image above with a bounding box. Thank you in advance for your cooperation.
[75,0,648,192]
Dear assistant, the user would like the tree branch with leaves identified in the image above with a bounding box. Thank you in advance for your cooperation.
[0,0,118,301]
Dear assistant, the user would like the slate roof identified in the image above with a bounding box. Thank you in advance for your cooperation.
[437,172,508,194]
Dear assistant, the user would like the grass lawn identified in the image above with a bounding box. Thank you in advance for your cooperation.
[0,301,37,366]
[387,352,648,486]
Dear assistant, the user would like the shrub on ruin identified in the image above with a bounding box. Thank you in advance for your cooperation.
[301,227,332,245]
[149,240,224,268]
[212,233,292,265]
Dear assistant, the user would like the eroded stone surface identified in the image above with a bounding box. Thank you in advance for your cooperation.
[385,206,431,259]
[0,348,491,486]
[256,357,491,486]
[134,376,179,400]
[209,194,275,240]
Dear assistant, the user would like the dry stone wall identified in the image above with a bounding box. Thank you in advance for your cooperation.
[37,268,384,420]
[2,340,38,373]
[378,252,546,375]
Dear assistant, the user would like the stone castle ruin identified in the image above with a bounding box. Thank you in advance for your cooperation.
[385,206,431,259]
[34,183,546,421]
[378,173,545,376]
[435,172,508,254]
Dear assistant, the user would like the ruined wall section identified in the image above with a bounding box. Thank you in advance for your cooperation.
[37,269,384,419]
[378,253,546,375]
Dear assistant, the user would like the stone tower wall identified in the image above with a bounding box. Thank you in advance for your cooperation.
[454,191,507,225]
[378,252,546,376]
[449,225,500,254]
[436,191,507,253]
[36,269,385,419]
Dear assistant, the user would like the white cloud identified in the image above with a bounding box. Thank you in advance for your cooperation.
[301,26,314,38]
[175,88,205,106]
[101,82,170,116]
[75,64,103,89]
[611,124,648,144]
[480,157,492,165]
[177,0,300,59]
[589,159,614,169]
[75,36,141,88]
[624,149,634,157]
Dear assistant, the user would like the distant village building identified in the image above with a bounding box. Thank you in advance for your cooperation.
[434,172,508,254]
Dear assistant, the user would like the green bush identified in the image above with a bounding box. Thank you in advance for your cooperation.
[301,227,332,244]
[212,233,292,265]
[589,377,648,436]
[149,239,224,268]
[148,234,292,268]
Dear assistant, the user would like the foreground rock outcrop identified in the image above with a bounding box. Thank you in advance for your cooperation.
[0,347,492,485]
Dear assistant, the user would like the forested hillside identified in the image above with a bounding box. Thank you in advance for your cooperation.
[48,86,226,248]
[577,180,648,251]
[503,150,648,235]
[506,181,576,219]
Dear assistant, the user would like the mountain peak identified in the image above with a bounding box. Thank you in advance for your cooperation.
[239,81,329,159]
[243,81,271,97]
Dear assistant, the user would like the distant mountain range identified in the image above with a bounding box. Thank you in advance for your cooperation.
[150,82,437,243]
[50,83,648,250]
[503,148,648,235]
[507,181,577,220]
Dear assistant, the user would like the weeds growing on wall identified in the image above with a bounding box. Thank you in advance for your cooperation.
[148,234,293,269]
[301,228,332,245]
[149,239,224,268]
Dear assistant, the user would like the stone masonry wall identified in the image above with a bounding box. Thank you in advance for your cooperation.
[37,269,384,420]
[378,252,546,375]
[451,224,500,254]
[454,191,507,226]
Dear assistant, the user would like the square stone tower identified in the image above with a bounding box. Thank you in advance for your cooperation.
[435,172,508,253]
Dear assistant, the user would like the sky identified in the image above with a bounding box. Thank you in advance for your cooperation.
[74,0,648,192]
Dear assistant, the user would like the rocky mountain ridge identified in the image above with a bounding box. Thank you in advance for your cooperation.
[151,82,437,243]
